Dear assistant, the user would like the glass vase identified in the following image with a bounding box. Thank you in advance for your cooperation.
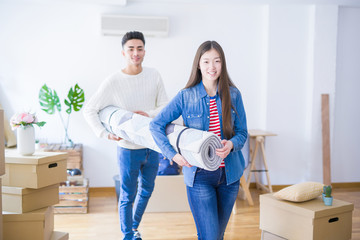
[17,125,35,156]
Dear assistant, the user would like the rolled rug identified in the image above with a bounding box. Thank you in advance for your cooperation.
[99,106,223,171]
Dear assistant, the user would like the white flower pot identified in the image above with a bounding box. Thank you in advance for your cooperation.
[17,125,35,156]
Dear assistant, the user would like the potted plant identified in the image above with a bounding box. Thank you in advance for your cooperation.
[323,185,333,206]
[39,83,85,147]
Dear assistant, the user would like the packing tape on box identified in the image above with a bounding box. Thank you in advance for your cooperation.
[99,106,223,171]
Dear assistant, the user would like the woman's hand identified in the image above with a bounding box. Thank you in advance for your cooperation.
[216,139,233,159]
[108,133,122,141]
[172,153,192,168]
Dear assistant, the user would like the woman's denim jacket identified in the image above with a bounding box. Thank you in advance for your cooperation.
[150,81,248,187]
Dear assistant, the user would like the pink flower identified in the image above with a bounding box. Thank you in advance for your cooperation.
[10,112,46,130]
[19,112,35,124]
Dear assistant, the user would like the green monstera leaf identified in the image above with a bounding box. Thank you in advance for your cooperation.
[39,84,61,114]
[64,84,85,114]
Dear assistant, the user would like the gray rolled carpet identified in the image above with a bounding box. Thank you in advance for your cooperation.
[99,106,223,171]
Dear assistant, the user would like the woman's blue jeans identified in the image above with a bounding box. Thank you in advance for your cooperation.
[117,147,159,240]
[187,167,240,240]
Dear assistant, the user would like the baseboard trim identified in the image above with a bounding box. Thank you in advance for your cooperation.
[90,182,360,194]
[89,187,115,193]
[89,187,116,197]
[331,182,360,188]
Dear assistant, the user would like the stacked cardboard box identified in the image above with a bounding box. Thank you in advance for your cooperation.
[2,151,68,188]
[260,193,354,240]
[1,109,6,240]
[1,149,70,240]
[3,206,54,240]
[44,143,83,170]
[2,184,59,213]
[0,179,3,240]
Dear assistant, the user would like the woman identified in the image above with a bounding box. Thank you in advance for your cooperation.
[149,40,247,240]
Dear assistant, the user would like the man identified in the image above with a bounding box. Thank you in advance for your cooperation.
[83,31,168,240]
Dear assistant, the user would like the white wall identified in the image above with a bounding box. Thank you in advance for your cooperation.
[333,6,360,182]
[0,0,359,187]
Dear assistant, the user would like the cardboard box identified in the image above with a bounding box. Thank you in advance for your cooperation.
[50,231,69,240]
[260,193,354,240]
[262,230,287,240]
[0,179,3,240]
[2,150,67,188]
[44,143,83,170]
[3,206,54,240]
[146,175,190,212]
[2,184,59,213]
[0,109,5,176]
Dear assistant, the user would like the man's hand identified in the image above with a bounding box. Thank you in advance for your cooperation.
[216,139,233,159]
[108,133,122,141]
[172,153,192,168]
[134,111,149,117]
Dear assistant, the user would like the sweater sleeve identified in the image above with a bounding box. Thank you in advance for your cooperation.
[83,78,114,139]
[144,71,168,118]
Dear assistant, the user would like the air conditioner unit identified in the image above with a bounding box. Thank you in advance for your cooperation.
[73,0,127,6]
[101,15,169,37]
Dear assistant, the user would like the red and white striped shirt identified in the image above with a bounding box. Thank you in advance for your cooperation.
[209,97,225,167]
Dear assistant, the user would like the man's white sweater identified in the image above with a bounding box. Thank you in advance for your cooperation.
[83,67,168,149]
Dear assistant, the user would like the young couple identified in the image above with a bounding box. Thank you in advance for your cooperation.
[84,31,247,240]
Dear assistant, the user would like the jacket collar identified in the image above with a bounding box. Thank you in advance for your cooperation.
[194,81,207,98]
[195,80,219,98]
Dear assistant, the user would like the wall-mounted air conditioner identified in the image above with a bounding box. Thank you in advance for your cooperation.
[72,0,127,6]
[101,15,169,37]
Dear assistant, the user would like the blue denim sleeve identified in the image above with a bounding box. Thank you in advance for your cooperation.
[230,89,248,152]
[149,91,183,160]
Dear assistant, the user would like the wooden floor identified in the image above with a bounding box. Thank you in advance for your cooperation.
[54,187,360,240]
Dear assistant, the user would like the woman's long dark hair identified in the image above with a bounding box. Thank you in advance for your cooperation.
[185,41,236,139]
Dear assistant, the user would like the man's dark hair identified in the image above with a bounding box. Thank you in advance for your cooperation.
[122,31,145,48]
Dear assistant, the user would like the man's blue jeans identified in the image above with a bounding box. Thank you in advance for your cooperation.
[117,147,159,240]
[187,167,240,240]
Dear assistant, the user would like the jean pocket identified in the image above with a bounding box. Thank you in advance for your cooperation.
[196,168,203,173]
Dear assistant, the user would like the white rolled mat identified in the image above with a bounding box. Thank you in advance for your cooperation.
[99,106,223,171]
